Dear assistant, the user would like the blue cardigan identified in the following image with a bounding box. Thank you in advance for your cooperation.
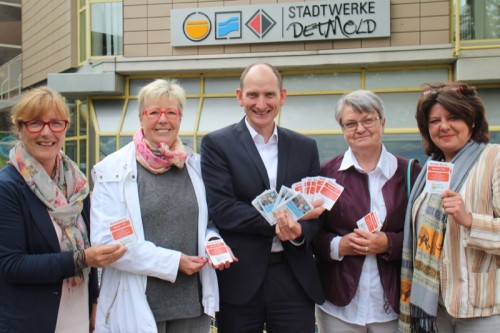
[0,164,98,333]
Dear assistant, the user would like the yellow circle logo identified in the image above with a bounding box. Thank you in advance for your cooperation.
[183,12,211,41]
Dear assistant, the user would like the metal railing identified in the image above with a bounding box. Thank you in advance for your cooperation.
[0,54,22,100]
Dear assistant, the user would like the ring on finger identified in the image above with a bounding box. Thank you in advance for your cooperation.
[365,246,368,252]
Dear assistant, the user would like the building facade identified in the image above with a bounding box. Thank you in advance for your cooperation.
[0,0,499,176]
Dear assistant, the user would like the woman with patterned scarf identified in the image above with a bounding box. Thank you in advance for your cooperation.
[399,82,500,332]
[0,87,127,333]
[90,79,235,333]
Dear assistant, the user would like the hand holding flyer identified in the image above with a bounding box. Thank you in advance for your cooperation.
[356,210,381,233]
[252,176,343,225]
[252,189,279,225]
[292,176,344,210]
[205,238,233,265]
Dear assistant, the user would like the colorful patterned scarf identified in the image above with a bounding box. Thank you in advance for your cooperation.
[9,142,90,287]
[399,140,485,333]
[133,129,187,174]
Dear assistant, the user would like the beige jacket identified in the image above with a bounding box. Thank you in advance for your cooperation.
[412,144,500,318]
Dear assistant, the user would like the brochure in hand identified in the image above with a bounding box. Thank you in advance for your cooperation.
[252,189,279,225]
[109,218,137,247]
[291,176,344,211]
[356,210,382,233]
[204,238,233,265]
[252,176,344,225]
[424,161,453,194]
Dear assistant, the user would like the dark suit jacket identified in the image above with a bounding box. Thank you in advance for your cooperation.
[0,164,98,333]
[201,118,325,305]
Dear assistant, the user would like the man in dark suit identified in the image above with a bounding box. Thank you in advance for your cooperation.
[201,62,325,333]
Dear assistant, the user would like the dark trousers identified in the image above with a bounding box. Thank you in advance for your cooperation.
[216,257,315,333]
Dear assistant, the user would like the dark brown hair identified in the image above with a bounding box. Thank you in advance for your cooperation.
[415,82,489,156]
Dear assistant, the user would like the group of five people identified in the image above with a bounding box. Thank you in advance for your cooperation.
[0,62,499,333]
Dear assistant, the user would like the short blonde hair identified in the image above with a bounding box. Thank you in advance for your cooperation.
[137,79,186,118]
[10,86,70,132]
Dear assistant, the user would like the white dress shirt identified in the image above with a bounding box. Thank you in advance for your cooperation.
[245,118,284,252]
[319,145,399,325]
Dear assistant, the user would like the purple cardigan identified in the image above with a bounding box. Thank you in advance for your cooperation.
[313,154,421,313]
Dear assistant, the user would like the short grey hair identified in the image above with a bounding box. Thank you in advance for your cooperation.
[335,90,385,126]
[137,79,186,117]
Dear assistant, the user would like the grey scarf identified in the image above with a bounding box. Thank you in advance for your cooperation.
[399,140,486,333]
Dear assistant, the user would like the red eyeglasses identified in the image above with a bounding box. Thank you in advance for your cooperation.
[143,109,181,120]
[24,120,69,133]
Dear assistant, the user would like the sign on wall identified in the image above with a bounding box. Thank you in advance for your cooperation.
[171,0,390,47]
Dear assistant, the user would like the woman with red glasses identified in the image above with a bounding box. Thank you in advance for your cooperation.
[90,79,234,333]
[0,87,126,333]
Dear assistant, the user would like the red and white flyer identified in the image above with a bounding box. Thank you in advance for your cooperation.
[205,239,233,265]
[424,161,453,194]
[318,179,344,210]
[356,210,381,233]
[109,218,137,247]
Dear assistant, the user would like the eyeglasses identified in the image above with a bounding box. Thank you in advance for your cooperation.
[342,116,381,131]
[143,108,181,120]
[24,120,69,133]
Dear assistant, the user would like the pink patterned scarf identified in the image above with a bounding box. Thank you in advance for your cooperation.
[9,142,90,287]
[133,129,187,174]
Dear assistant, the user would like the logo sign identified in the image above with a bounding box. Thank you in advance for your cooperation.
[246,9,276,38]
[183,12,211,41]
[172,0,390,47]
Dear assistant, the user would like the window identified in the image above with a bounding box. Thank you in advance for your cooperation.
[458,0,500,40]
[86,67,500,169]
[65,100,90,176]
[78,1,87,63]
[78,0,123,62]
[91,1,123,56]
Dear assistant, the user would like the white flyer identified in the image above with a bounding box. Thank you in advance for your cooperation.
[109,218,137,247]
[205,239,233,265]
[424,161,453,194]
[275,192,313,221]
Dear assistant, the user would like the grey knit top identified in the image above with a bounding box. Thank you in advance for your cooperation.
[137,163,202,322]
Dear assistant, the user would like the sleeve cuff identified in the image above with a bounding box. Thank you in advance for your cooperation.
[330,236,344,261]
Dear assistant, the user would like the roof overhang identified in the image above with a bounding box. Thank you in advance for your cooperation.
[47,72,125,99]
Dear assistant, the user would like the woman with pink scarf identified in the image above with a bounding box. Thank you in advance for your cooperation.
[90,79,234,333]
